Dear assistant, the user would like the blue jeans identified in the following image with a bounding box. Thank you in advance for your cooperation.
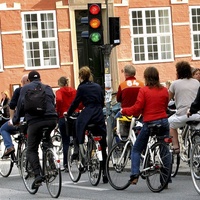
[58,117,70,166]
[131,118,170,176]
[0,121,18,149]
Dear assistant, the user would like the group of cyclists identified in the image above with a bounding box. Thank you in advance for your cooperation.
[1,60,200,195]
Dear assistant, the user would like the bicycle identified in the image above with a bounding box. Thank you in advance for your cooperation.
[0,117,27,177]
[190,141,200,194]
[171,120,200,177]
[106,116,172,192]
[67,115,103,186]
[20,126,62,198]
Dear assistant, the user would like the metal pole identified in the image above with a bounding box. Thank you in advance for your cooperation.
[102,44,113,153]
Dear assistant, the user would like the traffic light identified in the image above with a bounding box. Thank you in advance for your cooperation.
[109,17,120,45]
[88,3,103,45]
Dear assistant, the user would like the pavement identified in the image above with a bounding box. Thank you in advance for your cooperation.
[177,159,190,175]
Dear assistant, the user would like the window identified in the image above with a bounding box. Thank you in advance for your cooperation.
[129,8,173,63]
[22,11,59,69]
[190,7,200,60]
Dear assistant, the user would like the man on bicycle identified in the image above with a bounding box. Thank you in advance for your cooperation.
[168,61,200,154]
[12,70,58,189]
[0,74,29,157]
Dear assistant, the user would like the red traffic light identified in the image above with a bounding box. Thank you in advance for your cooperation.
[89,4,100,15]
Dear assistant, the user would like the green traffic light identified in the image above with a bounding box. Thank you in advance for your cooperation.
[90,32,101,43]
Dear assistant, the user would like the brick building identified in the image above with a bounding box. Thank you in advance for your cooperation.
[0,0,200,97]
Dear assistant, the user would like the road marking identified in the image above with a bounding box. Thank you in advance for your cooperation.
[62,181,109,191]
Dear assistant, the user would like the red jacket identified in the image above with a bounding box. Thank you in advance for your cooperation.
[56,86,77,118]
[122,86,168,122]
[117,76,144,108]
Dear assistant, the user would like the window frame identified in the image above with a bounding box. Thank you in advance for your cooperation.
[190,6,200,60]
[129,7,174,64]
[21,10,59,70]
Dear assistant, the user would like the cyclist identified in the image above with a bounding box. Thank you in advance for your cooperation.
[12,70,58,189]
[117,64,144,108]
[67,66,108,183]
[168,61,200,154]
[56,76,81,172]
[0,74,29,157]
[118,66,170,186]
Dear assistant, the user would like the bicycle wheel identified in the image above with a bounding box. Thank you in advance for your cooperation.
[144,142,171,192]
[88,140,101,186]
[190,142,200,194]
[45,148,62,198]
[106,141,131,190]
[0,139,13,177]
[67,143,81,182]
[171,153,180,177]
[20,148,38,194]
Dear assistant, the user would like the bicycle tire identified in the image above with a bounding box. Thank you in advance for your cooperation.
[17,140,27,176]
[106,141,131,190]
[190,142,200,194]
[20,148,38,194]
[45,148,62,198]
[0,140,13,177]
[171,153,180,177]
[67,143,81,182]
[144,141,171,192]
[88,139,101,186]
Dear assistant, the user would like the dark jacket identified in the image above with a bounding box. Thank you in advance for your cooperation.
[189,87,200,114]
[13,80,57,125]
[9,87,21,110]
[67,80,106,144]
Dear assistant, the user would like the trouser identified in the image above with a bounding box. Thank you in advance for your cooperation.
[27,118,57,176]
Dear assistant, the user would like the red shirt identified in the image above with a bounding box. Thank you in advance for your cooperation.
[117,76,144,108]
[122,86,168,122]
[56,86,77,118]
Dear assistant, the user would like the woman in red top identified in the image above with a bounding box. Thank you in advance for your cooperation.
[56,76,78,172]
[120,66,170,185]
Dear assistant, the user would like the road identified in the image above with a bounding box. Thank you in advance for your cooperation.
[0,165,199,200]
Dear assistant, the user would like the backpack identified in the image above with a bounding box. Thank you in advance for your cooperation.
[24,83,47,116]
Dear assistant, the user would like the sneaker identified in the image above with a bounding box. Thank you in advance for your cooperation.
[31,175,43,189]
[3,146,15,157]
[61,165,69,173]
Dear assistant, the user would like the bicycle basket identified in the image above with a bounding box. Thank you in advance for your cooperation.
[116,116,132,137]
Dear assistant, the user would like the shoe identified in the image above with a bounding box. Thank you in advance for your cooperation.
[102,175,108,183]
[31,175,43,189]
[129,174,139,185]
[172,147,180,154]
[3,146,15,157]
[61,165,69,172]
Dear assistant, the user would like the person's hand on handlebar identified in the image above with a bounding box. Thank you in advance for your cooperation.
[187,108,191,118]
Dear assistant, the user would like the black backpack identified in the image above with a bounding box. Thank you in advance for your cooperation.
[24,83,47,116]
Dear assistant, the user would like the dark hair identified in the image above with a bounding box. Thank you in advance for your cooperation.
[58,76,68,87]
[144,66,162,88]
[176,61,192,79]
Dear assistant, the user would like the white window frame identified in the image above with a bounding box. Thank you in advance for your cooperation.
[22,10,59,69]
[129,7,174,64]
[190,6,200,60]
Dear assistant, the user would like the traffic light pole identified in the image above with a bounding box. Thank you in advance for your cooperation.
[101,44,113,153]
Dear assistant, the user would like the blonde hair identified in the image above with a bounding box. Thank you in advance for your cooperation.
[79,66,93,82]
[1,90,10,99]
